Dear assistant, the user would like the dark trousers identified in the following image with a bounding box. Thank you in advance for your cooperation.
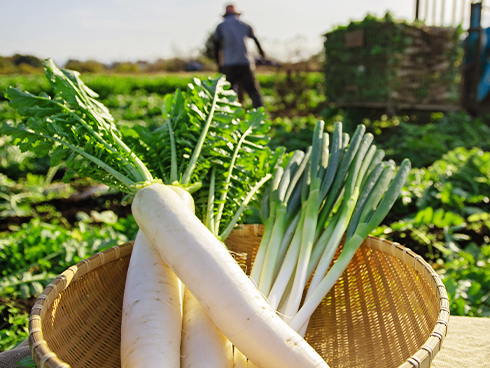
[221,64,264,108]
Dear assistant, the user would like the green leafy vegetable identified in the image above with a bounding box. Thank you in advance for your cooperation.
[3,59,152,194]
[2,59,279,237]
[122,77,281,238]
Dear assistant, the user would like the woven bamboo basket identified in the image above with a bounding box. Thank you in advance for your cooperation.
[29,224,449,368]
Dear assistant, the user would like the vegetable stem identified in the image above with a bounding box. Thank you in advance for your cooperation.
[181,81,220,185]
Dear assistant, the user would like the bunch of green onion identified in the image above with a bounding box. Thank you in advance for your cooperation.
[250,120,411,336]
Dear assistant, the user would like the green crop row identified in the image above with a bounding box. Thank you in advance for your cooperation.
[0,71,325,121]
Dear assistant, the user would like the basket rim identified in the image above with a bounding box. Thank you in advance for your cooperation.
[365,235,449,368]
[28,231,449,368]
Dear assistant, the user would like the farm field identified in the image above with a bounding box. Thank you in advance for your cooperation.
[1,68,489,354]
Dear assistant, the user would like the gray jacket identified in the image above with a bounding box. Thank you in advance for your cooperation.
[214,15,264,67]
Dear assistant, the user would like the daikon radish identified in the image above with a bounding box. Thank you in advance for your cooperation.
[170,185,234,368]
[132,183,329,368]
[181,288,234,368]
[120,230,183,368]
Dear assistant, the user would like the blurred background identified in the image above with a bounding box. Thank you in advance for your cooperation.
[1,0,417,70]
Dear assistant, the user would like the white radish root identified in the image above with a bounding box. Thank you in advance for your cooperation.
[171,185,235,368]
[132,183,329,368]
[181,288,234,367]
[120,230,183,368]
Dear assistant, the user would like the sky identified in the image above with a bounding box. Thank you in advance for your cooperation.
[0,0,471,66]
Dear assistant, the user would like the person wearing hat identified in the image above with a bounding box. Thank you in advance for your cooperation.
[213,4,265,108]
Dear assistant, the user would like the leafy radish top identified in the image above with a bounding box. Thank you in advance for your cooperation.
[2,59,282,240]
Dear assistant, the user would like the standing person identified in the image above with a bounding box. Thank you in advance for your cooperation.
[213,4,265,108]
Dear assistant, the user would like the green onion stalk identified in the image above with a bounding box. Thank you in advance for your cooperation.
[250,120,411,336]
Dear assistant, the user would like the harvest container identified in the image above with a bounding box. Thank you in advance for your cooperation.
[28,225,449,368]
[324,14,463,111]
